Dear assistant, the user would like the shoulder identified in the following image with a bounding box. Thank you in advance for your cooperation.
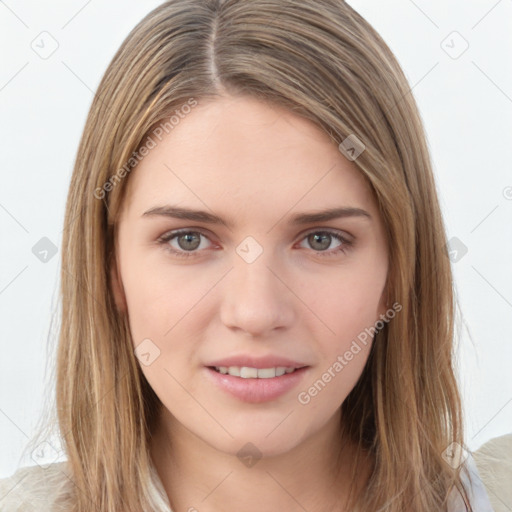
[0,461,71,512]
[473,433,512,512]
[1,460,173,512]
[447,450,495,512]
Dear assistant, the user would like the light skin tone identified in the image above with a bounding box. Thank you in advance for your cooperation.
[111,94,389,511]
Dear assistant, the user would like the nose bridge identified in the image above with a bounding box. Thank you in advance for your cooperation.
[219,242,295,336]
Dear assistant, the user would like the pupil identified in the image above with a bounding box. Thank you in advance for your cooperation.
[176,233,332,252]
[178,233,200,251]
[309,233,330,251]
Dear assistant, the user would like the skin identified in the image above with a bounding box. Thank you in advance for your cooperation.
[111,94,389,511]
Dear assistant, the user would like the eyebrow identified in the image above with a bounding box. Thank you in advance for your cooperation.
[142,205,371,228]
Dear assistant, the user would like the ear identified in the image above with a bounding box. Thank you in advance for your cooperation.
[110,256,127,314]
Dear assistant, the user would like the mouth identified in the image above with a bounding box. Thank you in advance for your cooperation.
[208,365,306,378]
[204,364,310,403]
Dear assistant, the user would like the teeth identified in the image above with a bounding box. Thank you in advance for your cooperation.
[257,368,275,378]
[275,367,287,377]
[214,366,297,378]
[241,366,258,378]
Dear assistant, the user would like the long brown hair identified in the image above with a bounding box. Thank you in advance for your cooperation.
[25,0,472,510]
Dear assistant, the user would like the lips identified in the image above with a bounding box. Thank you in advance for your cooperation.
[203,354,310,402]
[212,366,297,378]
[205,355,308,369]
[204,365,310,403]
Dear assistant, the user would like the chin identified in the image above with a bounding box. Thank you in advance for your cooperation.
[203,425,306,460]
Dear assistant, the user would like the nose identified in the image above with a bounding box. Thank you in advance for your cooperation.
[219,251,296,338]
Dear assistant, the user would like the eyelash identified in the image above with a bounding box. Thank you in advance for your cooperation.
[156,228,353,259]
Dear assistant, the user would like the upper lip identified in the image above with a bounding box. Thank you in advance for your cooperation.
[206,355,309,369]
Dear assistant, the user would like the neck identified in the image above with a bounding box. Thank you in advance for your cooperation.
[150,407,371,512]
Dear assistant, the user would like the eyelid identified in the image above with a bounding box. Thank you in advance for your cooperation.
[297,226,354,242]
[157,226,215,242]
[157,226,354,258]
[158,226,354,241]
[294,228,354,255]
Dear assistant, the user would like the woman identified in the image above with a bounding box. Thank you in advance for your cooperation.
[0,0,499,510]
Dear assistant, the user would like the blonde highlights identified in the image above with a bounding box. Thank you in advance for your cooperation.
[35,0,472,510]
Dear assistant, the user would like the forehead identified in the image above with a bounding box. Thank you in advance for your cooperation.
[121,95,377,223]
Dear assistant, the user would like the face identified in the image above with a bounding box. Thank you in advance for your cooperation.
[112,94,389,457]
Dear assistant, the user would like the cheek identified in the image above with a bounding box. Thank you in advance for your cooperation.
[119,247,204,343]
[122,268,207,407]
[119,254,212,381]
[296,275,378,415]
[122,276,168,347]
[305,260,386,340]
[298,256,386,406]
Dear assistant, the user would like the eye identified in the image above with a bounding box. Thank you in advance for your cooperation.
[297,230,353,256]
[157,229,213,258]
[157,228,353,259]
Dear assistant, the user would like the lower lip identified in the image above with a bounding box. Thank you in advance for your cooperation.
[204,366,309,403]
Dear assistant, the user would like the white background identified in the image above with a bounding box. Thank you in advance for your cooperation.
[0,0,511,478]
